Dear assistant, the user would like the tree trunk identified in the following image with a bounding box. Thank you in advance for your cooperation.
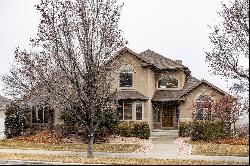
[87,127,94,158]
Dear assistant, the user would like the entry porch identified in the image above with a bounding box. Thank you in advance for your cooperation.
[152,101,180,130]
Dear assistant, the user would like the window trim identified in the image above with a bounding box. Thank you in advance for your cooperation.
[119,71,134,88]
[118,65,135,90]
[123,101,133,120]
[135,101,144,120]
[194,94,213,120]
[156,76,179,90]
[32,106,50,124]
[118,101,144,121]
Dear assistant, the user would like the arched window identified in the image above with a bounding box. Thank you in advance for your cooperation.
[119,65,134,87]
[158,76,178,89]
[195,94,213,120]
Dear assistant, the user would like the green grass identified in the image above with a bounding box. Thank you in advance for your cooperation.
[0,153,248,165]
[0,139,140,153]
[192,142,249,157]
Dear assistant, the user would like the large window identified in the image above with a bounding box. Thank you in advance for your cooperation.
[118,101,143,121]
[119,66,133,87]
[32,106,50,123]
[195,95,213,120]
[158,76,178,89]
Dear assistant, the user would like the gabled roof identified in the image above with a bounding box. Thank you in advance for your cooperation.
[115,90,149,100]
[0,95,11,108]
[0,95,10,103]
[152,76,228,102]
[138,49,188,71]
[106,47,190,73]
[180,78,228,98]
[105,47,150,68]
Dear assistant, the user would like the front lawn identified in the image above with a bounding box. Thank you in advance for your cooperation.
[0,139,140,153]
[0,153,248,165]
[192,142,249,157]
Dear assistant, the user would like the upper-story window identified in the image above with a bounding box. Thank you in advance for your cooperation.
[119,65,134,88]
[158,76,178,89]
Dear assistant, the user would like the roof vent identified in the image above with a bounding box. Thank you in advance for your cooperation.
[175,60,182,65]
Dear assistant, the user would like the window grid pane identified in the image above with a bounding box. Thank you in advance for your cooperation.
[158,76,178,88]
[124,102,132,120]
[136,102,142,120]
[120,73,133,87]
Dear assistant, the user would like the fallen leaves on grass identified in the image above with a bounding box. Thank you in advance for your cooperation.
[204,137,249,145]
[0,139,139,153]
[106,135,153,153]
[192,143,249,157]
[0,153,247,165]
[14,131,62,144]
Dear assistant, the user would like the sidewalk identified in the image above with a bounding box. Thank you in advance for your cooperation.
[0,148,248,163]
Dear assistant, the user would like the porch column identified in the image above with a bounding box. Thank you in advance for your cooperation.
[173,106,178,129]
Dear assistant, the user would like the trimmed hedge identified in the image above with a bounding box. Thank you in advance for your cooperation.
[179,120,227,141]
[203,120,227,140]
[178,121,192,137]
[115,121,150,139]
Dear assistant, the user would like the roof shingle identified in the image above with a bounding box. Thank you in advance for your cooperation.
[138,49,189,71]
[152,75,227,102]
[152,90,184,102]
[115,90,149,100]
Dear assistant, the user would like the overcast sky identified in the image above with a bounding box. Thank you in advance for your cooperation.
[0,0,231,97]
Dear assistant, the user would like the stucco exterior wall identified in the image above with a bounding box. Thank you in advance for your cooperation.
[109,52,157,129]
[146,68,156,129]
[111,52,150,95]
[179,84,224,122]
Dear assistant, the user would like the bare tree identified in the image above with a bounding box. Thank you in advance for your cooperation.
[206,0,249,94]
[2,0,125,158]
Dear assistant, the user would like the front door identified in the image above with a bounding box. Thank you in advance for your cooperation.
[162,108,173,128]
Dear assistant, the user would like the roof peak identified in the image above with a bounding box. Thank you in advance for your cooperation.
[138,49,189,71]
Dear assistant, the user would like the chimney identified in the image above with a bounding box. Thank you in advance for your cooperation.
[175,60,182,65]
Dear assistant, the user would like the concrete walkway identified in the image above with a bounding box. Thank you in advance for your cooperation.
[0,147,248,163]
[0,135,248,163]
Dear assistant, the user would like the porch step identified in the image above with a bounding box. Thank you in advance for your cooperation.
[151,130,178,136]
[150,130,178,143]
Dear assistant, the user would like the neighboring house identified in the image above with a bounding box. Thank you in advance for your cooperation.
[31,47,228,131]
[0,95,11,139]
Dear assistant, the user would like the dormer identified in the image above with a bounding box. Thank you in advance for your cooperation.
[157,76,179,90]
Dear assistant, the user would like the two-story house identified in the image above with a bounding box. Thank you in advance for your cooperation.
[107,47,227,130]
[28,47,228,132]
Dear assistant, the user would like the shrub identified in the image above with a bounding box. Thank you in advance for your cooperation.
[60,107,119,141]
[179,121,192,137]
[94,108,119,141]
[203,120,227,140]
[4,102,30,138]
[191,120,206,141]
[115,121,150,139]
[60,108,79,135]
[191,120,227,141]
